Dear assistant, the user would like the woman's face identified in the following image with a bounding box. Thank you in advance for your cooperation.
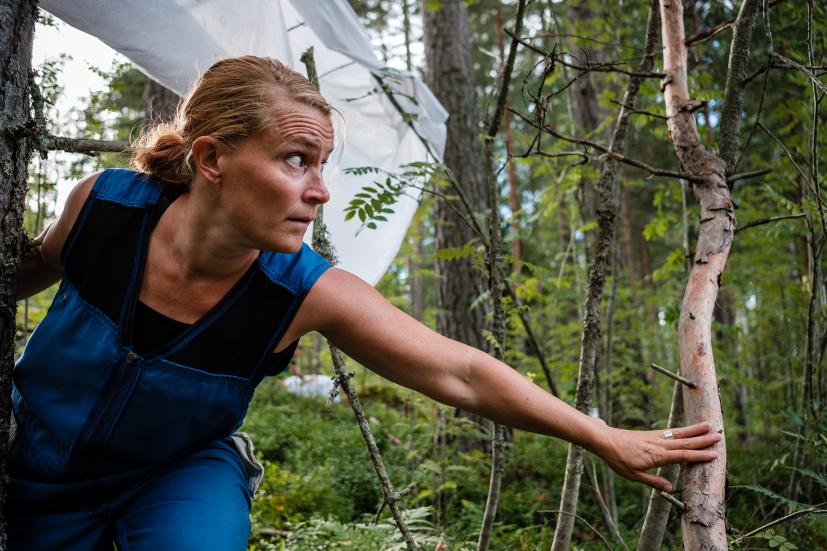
[215,100,335,253]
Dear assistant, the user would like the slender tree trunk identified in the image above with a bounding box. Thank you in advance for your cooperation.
[599,235,619,529]
[660,0,760,548]
[421,0,489,451]
[562,4,603,259]
[637,382,685,551]
[0,0,38,545]
[493,7,521,274]
[476,3,527,549]
[551,3,660,549]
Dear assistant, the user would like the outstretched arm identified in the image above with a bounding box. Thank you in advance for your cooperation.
[291,267,719,492]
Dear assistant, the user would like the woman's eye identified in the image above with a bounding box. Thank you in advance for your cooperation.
[286,154,305,168]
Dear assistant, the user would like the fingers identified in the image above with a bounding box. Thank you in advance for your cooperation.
[670,421,713,439]
[635,471,674,493]
[664,432,722,450]
[665,448,719,464]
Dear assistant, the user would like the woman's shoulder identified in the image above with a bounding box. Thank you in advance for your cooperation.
[88,168,165,207]
[258,243,332,294]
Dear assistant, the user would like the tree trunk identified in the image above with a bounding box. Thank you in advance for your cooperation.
[562,4,603,258]
[493,7,521,274]
[551,3,660,549]
[421,0,488,450]
[142,77,179,125]
[636,382,685,551]
[659,0,760,548]
[0,0,38,545]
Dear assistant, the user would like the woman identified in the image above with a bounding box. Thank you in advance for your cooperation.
[10,56,719,550]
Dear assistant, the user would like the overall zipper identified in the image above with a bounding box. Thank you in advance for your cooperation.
[81,351,138,450]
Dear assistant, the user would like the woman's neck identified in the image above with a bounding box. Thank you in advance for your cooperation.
[153,190,259,283]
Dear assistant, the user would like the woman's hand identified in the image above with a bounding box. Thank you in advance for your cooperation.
[597,421,721,492]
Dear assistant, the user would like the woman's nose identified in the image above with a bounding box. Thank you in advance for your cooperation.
[305,170,330,204]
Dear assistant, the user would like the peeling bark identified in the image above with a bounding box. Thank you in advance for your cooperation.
[658,0,762,548]
[0,0,37,545]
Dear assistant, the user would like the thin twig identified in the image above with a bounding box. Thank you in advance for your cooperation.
[650,363,697,389]
[735,213,808,233]
[729,502,827,546]
[727,168,772,183]
[609,99,668,120]
[757,122,824,206]
[504,29,665,80]
[770,52,827,95]
[685,20,733,47]
[509,107,702,182]
[657,491,687,510]
[537,510,613,550]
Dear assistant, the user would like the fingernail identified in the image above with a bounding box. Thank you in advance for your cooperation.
[664,484,673,493]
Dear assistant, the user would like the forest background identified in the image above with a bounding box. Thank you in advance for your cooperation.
[13,1,827,549]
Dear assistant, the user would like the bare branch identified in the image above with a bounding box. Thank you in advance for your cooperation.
[658,491,687,510]
[650,363,697,389]
[727,167,772,183]
[609,99,668,120]
[504,29,665,80]
[735,213,808,234]
[538,510,613,550]
[47,136,129,155]
[509,107,701,182]
[730,503,827,546]
[685,20,733,47]
[771,52,827,95]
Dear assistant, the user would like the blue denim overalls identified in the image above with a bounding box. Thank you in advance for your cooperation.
[8,168,330,550]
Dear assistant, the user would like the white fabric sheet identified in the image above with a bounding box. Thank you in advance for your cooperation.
[42,0,447,285]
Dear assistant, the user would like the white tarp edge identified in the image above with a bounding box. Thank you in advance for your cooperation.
[41,0,447,285]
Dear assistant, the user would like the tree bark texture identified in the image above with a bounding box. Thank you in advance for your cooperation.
[717,0,762,173]
[550,3,660,549]
[421,0,486,352]
[562,3,603,251]
[659,0,750,548]
[0,0,37,545]
[422,0,488,451]
[142,77,179,126]
[494,7,521,273]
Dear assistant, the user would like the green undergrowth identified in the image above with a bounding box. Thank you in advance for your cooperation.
[242,373,827,550]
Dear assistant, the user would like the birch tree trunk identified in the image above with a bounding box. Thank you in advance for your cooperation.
[659,0,760,548]
[550,3,660,549]
[0,0,37,544]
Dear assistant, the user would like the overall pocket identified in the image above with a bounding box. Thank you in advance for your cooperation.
[99,358,249,467]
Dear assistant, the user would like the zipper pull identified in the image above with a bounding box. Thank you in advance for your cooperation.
[126,351,138,364]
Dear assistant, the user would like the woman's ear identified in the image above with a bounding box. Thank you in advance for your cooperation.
[191,136,222,185]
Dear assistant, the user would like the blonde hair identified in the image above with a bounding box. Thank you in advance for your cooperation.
[131,56,333,189]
